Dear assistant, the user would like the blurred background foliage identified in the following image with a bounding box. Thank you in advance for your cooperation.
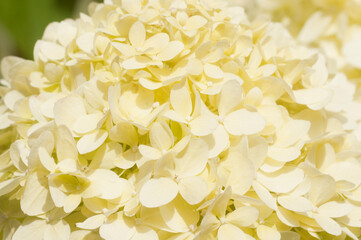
[0,0,101,60]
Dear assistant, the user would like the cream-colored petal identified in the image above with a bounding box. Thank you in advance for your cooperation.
[21,171,54,216]
[226,139,255,195]
[160,196,199,233]
[293,88,333,110]
[70,230,100,240]
[122,56,150,69]
[38,147,56,172]
[189,115,218,136]
[77,130,108,154]
[143,33,169,53]
[257,166,304,194]
[149,121,174,151]
[298,12,332,43]
[170,80,192,119]
[274,119,310,148]
[44,220,71,240]
[54,95,87,130]
[252,181,277,210]
[277,195,312,212]
[224,109,265,135]
[138,145,162,160]
[309,174,336,206]
[268,146,300,163]
[100,213,135,240]
[83,169,123,199]
[132,226,158,240]
[12,219,47,240]
[204,63,223,79]
[37,40,65,60]
[313,213,341,236]
[139,178,178,208]
[157,41,184,61]
[76,214,106,230]
[175,138,208,178]
[276,207,300,227]
[179,176,208,205]
[187,58,203,75]
[184,15,207,31]
[73,113,104,134]
[226,206,259,227]
[129,21,145,48]
[323,161,361,187]
[318,201,352,218]
[256,225,281,240]
[64,194,82,213]
[217,80,243,117]
[217,224,246,240]
[76,32,95,54]
[4,90,23,111]
[202,125,229,158]
[56,125,78,161]
[343,38,361,68]
[109,122,138,147]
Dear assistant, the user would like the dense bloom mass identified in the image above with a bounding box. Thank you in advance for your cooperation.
[1,0,361,239]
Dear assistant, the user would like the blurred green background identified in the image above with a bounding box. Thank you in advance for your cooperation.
[0,0,101,60]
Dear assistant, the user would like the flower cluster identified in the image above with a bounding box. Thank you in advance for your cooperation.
[1,0,361,239]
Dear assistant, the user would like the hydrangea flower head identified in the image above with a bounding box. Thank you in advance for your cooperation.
[1,0,361,239]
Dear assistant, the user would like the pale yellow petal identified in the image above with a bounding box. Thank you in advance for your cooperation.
[83,169,123,199]
[77,130,108,154]
[129,21,145,48]
[109,122,138,147]
[179,176,208,205]
[309,175,336,206]
[132,226,159,240]
[217,224,246,240]
[99,213,135,240]
[313,213,341,236]
[184,15,207,31]
[318,201,352,218]
[143,33,169,53]
[122,0,142,14]
[139,178,178,208]
[76,32,95,54]
[277,195,312,212]
[274,119,310,148]
[21,171,54,216]
[252,181,277,210]
[160,196,199,233]
[54,95,86,130]
[76,214,106,230]
[138,145,162,160]
[256,225,281,240]
[298,12,332,43]
[175,138,208,178]
[170,80,192,119]
[149,121,174,151]
[217,80,243,117]
[12,219,47,240]
[37,40,65,60]
[44,220,71,240]
[189,115,218,136]
[204,63,223,79]
[73,113,104,134]
[157,41,184,61]
[202,125,229,158]
[224,109,265,135]
[268,146,300,163]
[257,166,304,194]
[226,206,259,227]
